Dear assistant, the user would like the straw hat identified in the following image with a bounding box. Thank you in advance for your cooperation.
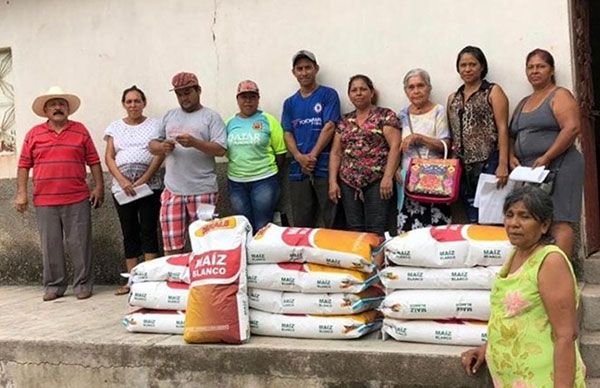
[32,86,81,117]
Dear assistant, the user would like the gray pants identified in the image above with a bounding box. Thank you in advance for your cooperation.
[340,180,389,236]
[36,200,93,295]
[289,177,336,228]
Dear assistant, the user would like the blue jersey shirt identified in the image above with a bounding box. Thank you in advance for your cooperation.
[281,85,341,181]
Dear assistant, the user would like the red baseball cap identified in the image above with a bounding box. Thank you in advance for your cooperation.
[170,72,199,91]
[236,80,260,96]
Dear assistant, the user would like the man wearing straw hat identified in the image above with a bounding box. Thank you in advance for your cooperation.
[16,86,104,301]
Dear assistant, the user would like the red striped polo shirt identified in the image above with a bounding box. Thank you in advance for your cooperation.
[18,120,101,206]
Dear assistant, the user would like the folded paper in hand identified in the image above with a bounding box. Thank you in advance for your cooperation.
[114,184,154,205]
[508,166,549,183]
[196,203,216,221]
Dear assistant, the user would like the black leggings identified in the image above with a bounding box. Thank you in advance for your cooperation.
[113,190,162,258]
[460,151,499,223]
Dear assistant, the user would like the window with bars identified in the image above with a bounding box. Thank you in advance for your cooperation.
[0,48,15,154]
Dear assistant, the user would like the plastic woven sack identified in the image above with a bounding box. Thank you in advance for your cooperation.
[183,216,252,344]
[248,287,384,315]
[249,309,382,339]
[379,266,500,290]
[123,309,185,334]
[247,224,381,273]
[380,289,490,320]
[383,318,487,346]
[128,281,188,310]
[385,224,512,268]
[247,262,378,294]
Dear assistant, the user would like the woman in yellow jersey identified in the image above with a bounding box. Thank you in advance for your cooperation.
[461,185,585,387]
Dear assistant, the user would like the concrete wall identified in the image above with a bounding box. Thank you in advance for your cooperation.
[0,0,574,178]
[0,168,240,285]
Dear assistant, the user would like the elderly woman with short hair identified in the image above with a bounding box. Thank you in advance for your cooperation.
[396,68,452,232]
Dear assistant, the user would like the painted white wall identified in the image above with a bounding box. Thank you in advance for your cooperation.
[0,0,574,178]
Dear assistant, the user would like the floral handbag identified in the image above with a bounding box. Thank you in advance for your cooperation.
[404,114,462,204]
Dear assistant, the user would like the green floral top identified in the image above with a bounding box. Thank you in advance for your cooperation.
[486,245,586,387]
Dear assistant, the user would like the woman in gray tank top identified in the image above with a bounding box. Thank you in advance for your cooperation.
[509,49,584,259]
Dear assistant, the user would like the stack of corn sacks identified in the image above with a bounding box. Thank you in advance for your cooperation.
[380,224,512,346]
[246,224,385,339]
[122,205,216,335]
[123,253,191,334]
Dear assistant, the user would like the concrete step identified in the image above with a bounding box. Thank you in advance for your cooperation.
[584,252,600,284]
[587,378,600,388]
[0,337,494,387]
[0,286,493,387]
[581,332,600,378]
[582,284,600,331]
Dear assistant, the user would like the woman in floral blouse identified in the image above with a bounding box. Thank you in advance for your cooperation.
[461,186,585,387]
[328,74,401,236]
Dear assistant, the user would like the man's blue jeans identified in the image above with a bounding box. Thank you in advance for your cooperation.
[228,174,280,233]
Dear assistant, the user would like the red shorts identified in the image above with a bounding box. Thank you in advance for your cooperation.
[160,188,218,252]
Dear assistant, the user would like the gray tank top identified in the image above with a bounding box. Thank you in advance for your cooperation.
[510,89,561,163]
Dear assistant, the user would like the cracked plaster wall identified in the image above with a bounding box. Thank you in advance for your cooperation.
[0,0,574,180]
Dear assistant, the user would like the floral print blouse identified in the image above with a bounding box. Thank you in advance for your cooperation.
[336,106,400,190]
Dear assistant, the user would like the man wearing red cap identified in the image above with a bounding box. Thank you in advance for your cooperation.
[149,72,226,254]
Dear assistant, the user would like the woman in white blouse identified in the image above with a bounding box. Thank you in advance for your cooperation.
[104,85,164,295]
[397,69,452,232]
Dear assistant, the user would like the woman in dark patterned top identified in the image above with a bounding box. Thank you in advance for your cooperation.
[447,46,510,223]
[329,74,401,236]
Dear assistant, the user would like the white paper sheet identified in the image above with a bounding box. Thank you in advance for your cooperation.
[508,166,549,183]
[474,174,516,224]
[113,183,154,205]
[196,203,216,221]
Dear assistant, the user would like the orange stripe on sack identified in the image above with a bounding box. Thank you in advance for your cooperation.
[306,263,369,280]
[465,225,508,241]
[311,229,380,260]
[194,217,237,237]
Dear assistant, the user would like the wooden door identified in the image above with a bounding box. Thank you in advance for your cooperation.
[572,0,600,254]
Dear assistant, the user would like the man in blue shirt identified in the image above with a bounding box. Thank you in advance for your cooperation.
[282,50,341,228]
